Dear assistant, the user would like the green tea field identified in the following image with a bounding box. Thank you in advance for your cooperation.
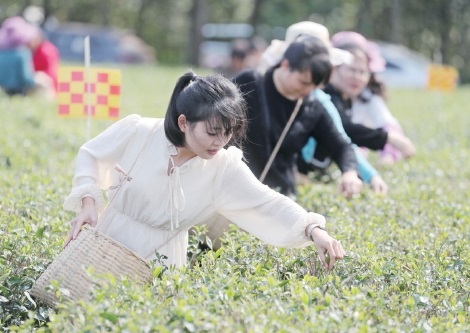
[1,65,469,332]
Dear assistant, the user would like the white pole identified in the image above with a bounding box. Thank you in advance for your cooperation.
[84,36,91,141]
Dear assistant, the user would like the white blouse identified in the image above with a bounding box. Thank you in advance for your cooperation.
[351,89,399,129]
[64,114,325,267]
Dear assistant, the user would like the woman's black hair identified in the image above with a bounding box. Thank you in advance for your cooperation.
[283,35,332,86]
[365,72,386,100]
[164,71,247,148]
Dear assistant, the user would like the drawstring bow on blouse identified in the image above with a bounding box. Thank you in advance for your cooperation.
[166,156,187,230]
[109,164,133,190]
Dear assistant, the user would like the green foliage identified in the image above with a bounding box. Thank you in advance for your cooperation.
[1,66,470,332]
[1,0,469,80]
[0,0,470,79]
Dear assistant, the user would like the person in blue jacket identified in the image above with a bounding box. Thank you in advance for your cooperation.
[298,89,388,195]
[0,47,36,95]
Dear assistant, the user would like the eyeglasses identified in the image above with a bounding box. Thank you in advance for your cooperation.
[341,65,371,79]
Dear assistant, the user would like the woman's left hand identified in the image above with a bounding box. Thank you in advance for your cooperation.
[339,170,363,199]
[370,175,388,195]
[310,227,345,270]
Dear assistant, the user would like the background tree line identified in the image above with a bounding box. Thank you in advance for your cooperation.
[1,0,469,83]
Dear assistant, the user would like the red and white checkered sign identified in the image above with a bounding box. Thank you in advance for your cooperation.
[57,66,121,119]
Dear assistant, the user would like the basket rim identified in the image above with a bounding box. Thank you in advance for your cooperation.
[30,224,153,307]
[76,225,151,267]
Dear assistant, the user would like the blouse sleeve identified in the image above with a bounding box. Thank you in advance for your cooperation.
[213,147,326,248]
[63,114,142,213]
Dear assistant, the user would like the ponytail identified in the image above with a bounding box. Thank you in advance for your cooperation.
[164,71,196,147]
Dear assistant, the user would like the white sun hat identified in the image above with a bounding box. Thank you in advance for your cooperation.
[261,21,352,70]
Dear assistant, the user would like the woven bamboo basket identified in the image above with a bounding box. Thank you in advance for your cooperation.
[30,225,153,308]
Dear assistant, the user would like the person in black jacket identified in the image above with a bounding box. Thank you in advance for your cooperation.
[193,35,362,251]
[232,35,362,198]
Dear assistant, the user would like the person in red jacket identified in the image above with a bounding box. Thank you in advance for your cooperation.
[29,29,59,92]
[26,23,59,100]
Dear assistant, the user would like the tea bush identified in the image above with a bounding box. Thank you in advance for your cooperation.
[1,66,469,332]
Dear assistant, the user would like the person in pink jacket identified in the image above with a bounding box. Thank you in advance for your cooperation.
[331,31,415,165]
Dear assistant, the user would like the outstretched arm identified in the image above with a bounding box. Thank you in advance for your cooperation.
[214,149,345,269]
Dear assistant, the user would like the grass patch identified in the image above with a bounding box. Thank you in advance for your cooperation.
[1,65,469,332]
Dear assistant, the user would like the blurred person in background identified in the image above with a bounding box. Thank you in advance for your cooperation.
[0,46,36,96]
[0,16,36,95]
[27,20,59,99]
[331,31,413,165]
[232,34,362,198]
[0,16,58,100]
[224,40,249,78]
[261,21,388,196]
[220,38,265,78]
[323,33,415,162]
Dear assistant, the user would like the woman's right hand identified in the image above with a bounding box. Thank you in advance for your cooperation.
[310,227,345,270]
[387,132,416,158]
[64,197,98,247]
